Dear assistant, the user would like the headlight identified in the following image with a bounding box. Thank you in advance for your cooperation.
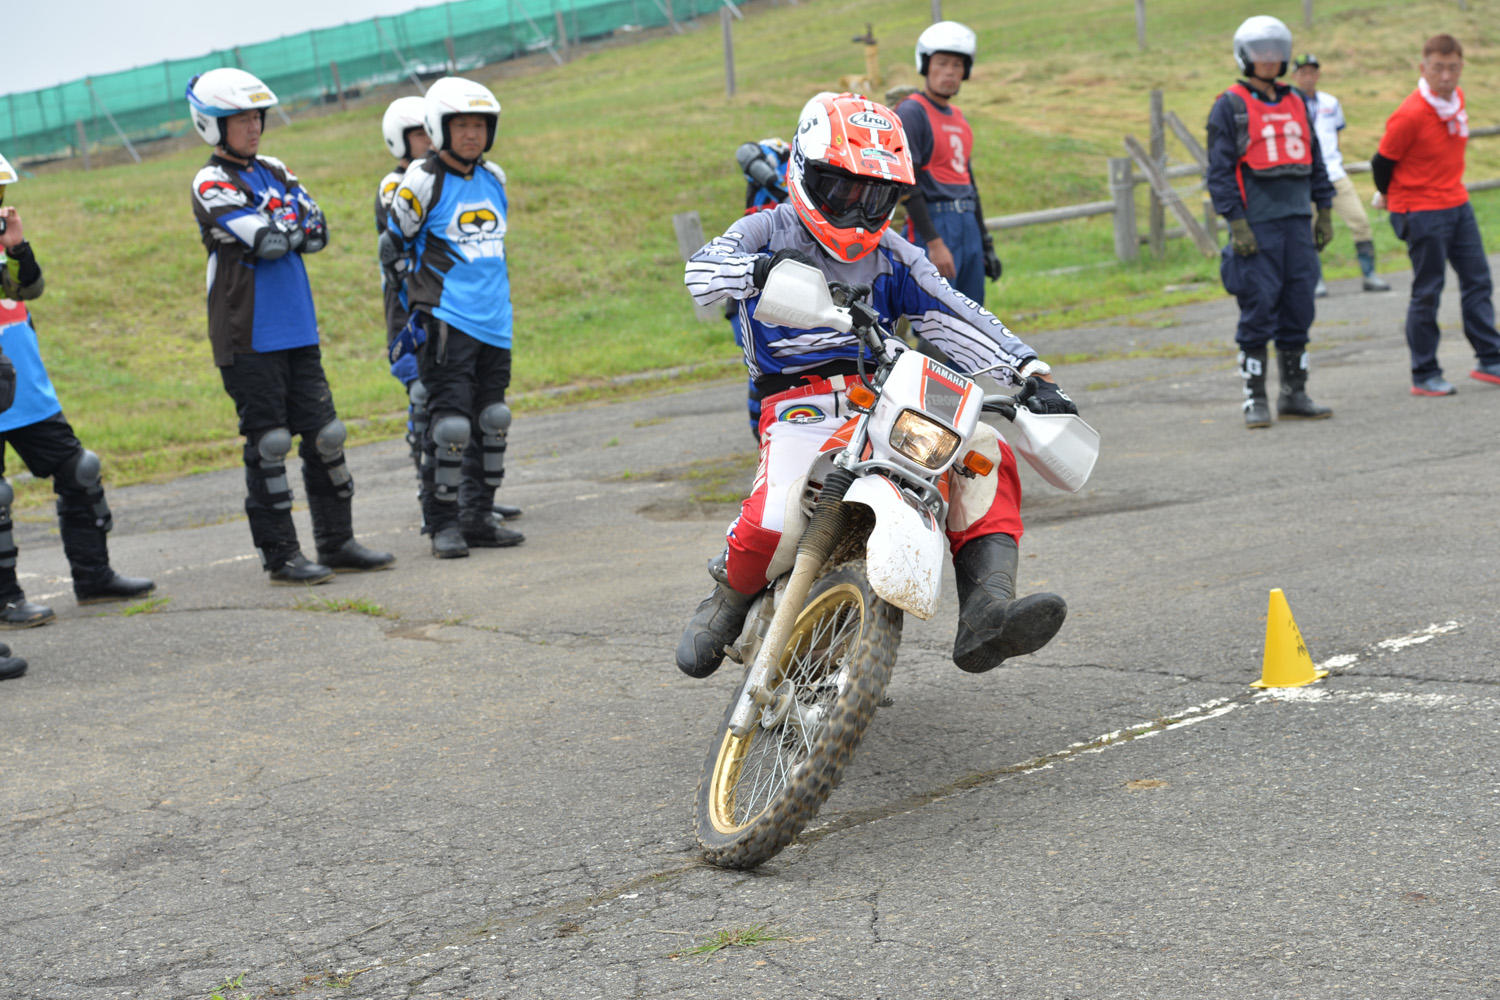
[889,409,960,470]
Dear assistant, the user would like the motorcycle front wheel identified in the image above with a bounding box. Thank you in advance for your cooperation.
[695,560,901,869]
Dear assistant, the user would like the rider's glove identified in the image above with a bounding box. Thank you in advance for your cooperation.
[982,237,1002,281]
[1229,217,1258,257]
[752,248,819,290]
[1016,375,1079,416]
[388,312,428,366]
[1313,205,1334,253]
[300,206,328,254]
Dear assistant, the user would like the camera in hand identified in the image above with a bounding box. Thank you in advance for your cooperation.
[0,216,7,236]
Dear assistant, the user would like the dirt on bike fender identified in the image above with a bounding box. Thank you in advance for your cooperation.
[842,476,944,619]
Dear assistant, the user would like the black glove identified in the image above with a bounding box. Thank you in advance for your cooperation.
[0,350,15,413]
[752,248,818,289]
[982,238,1002,281]
[1015,375,1078,415]
[1229,217,1258,256]
[1313,205,1334,253]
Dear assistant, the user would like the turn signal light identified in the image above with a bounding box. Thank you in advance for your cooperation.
[846,384,877,409]
[962,450,993,476]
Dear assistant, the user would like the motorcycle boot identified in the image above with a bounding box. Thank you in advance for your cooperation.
[268,552,336,585]
[461,511,525,548]
[1276,348,1333,419]
[951,534,1066,673]
[1238,347,1272,428]
[0,650,26,680]
[431,525,469,559]
[1356,240,1391,292]
[305,492,394,573]
[675,551,756,679]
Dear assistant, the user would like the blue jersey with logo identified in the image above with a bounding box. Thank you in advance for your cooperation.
[190,154,321,365]
[0,304,61,433]
[388,157,513,349]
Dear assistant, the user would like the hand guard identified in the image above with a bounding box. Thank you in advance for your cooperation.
[982,238,1002,281]
[1015,375,1078,416]
[1229,217,1259,257]
[1313,206,1334,253]
[752,248,819,290]
[301,207,328,254]
[388,312,428,367]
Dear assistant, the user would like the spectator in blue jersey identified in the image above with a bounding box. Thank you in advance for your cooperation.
[0,153,153,629]
[727,137,792,440]
[377,98,523,532]
[382,77,524,559]
[1207,16,1336,428]
[896,20,1002,306]
[187,69,394,584]
[678,92,1077,681]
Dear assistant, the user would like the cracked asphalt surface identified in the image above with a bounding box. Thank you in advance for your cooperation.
[3,263,1498,999]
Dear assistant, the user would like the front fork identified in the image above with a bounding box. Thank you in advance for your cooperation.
[728,467,857,738]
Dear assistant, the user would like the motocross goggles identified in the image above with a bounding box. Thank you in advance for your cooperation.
[802,162,907,231]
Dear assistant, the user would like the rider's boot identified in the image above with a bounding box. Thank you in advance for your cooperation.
[1239,347,1272,428]
[675,551,755,679]
[951,534,1066,673]
[1276,347,1333,419]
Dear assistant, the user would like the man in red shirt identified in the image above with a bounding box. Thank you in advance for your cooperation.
[1371,33,1500,396]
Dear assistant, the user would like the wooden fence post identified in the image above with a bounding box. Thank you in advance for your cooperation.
[75,120,90,170]
[1135,0,1147,52]
[722,7,736,98]
[1123,135,1219,257]
[1108,157,1138,263]
[673,212,722,322]
[330,61,346,111]
[1148,89,1165,260]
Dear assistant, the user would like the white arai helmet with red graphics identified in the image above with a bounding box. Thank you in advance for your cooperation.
[788,93,916,262]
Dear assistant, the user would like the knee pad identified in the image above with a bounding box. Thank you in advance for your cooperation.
[0,477,14,569]
[430,414,470,502]
[313,419,354,498]
[407,380,431,456]
[477,402,511,487]
[56,449,113,532]
[252,427,294,510]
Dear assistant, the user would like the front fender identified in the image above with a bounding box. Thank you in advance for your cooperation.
[843,476,944,620]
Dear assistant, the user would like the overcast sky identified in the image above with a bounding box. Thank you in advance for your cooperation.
[6,0,438,93]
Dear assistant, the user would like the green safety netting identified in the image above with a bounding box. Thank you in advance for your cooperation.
[2,0,731,161]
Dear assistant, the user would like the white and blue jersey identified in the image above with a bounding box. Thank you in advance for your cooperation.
[0,292,61,434]
[190,154,320,366]
[387,155,513,349]
[685,203,1035,386]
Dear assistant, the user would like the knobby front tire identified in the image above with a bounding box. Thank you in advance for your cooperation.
[694,561,901,869]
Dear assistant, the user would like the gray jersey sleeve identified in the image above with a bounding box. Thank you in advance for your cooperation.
[683,209,779,305]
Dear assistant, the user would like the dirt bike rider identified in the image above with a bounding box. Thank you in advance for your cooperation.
[0,329,27,678]
[729,137,792,440]
[382,77,524,558]
[0,152,154,626]
[376,99,524,531]
[188,68,395,583]
[678,92,1077,679]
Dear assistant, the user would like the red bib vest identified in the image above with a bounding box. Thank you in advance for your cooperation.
[910,92,974,187]
[1225,83,1313,203]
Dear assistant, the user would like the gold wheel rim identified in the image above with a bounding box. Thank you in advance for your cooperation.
[706,582,866,835]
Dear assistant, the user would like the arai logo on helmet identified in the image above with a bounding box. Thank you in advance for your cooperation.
[847,111,893,131]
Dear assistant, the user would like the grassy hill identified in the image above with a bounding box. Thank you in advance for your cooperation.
[8,0,1500,487]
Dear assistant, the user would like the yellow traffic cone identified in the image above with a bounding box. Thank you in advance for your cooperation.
[1251,588,1328,688]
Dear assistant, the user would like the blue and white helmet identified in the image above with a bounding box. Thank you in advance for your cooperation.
[185,68,279,147]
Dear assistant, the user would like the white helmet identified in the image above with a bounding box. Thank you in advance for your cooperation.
[1233,16,1293,76]
[382,96,428,159]
[423,76,500,158]
[185,68,279,147]
[915,21,977,79]
[0,154,17,187]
